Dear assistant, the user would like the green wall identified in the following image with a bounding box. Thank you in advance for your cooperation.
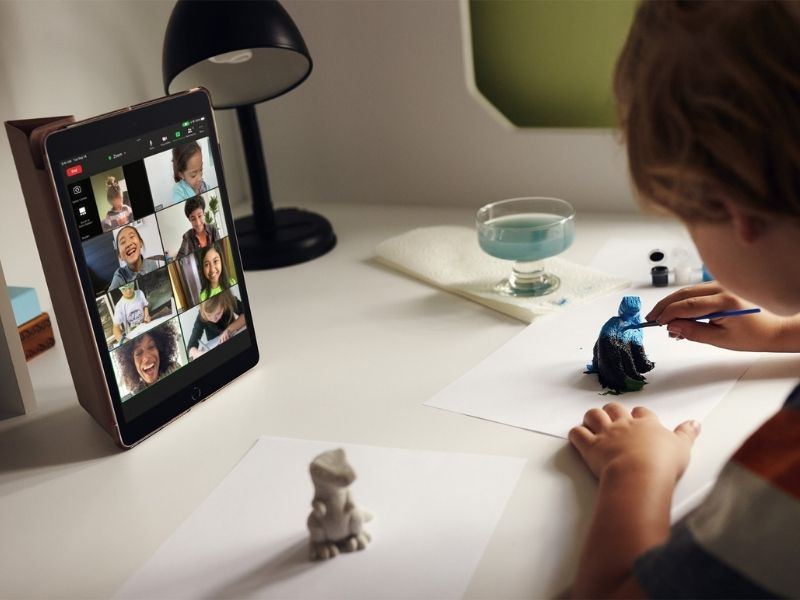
[469,0,636,128]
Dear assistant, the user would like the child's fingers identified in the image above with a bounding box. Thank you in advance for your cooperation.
[657,294,745,325]
[645,282,724,321]
[568,425,595,450]
[631,406,655,419]
[666,319,733,346]
[583,407,612,432]
[602,402,628,421]
[673,420,701,445]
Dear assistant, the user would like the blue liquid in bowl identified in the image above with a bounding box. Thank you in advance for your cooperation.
[478,213,575,261]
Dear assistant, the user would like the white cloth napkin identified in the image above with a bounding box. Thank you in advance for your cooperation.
[374,225,629,323]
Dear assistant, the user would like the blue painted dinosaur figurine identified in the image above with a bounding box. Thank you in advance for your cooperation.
[585,296,655,394]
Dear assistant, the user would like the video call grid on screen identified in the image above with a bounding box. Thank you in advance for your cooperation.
[60,123,248,403]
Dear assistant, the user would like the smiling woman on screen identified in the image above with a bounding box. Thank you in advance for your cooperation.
[116,325,180,395]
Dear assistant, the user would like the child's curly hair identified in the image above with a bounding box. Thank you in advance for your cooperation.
[116,323,180,394]
[614,1,800,222]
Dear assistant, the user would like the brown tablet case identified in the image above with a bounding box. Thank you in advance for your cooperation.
[6,117,123,446]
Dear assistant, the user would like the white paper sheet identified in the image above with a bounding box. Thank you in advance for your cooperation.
[116,437,525,600]
[425,238,759,439]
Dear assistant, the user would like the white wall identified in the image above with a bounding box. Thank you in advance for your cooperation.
[268,0,635,212]
[0,0,635,310]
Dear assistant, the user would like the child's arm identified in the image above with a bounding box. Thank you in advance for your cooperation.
[568,403,700,598]
[645,282,800,351]
[219,313,245,343]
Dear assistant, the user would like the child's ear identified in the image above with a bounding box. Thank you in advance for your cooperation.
[722,198,767,244]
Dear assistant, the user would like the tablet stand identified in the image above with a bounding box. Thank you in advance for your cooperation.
[5,117,122,445]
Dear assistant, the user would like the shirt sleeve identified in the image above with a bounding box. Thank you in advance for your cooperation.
[173,181,192,203]
[112,299,124,325]
[177,232,192,259]
[635,396,800,599]
[109,269,125,291]
[634,521,779,599]
[187,315,205,350]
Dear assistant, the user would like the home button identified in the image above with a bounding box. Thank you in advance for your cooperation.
[191,386,202,402]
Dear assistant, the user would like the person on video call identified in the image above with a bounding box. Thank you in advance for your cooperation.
[116,326,180,395]
[176,195,219,259]
[172,141,210,203]
[109,225,164,290]
[112,282,150,344]
[198,242,236,302]
[101,176,133,231]
[186,289,245,360]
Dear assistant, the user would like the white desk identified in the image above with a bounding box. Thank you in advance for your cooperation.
[0,202,796,599]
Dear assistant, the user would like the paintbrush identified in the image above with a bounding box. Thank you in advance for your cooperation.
[623,307,761,331]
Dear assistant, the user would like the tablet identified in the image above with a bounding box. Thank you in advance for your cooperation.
[43,89,259,447]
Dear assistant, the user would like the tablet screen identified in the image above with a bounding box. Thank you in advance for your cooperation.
[46,92,258,444]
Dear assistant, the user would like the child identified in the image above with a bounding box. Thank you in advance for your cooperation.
[109,225,164,290]
[568,2,800,597]
[197,242,236,302]
[101,176,132,231]
[172,141,209,202]
[111,282,150,344]
[176,195,219,259]
[186,289,245,360]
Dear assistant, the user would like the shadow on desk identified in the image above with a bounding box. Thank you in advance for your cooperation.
[550,444,596,598]
[0,398,118,488]
[204,538,313,598]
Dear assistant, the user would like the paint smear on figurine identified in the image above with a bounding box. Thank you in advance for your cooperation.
[584,296,655,394]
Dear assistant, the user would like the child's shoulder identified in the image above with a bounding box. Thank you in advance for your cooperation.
[173,180,194,201]
[637,395,800,598]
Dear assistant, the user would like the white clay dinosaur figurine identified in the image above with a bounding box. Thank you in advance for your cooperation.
[307,448,372,560]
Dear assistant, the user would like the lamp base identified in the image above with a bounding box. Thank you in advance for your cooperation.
[234,208,336,270]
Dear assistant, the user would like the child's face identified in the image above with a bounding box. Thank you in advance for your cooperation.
[188,208,205,234]
[110,193,123,210]
[133,334,160,385]
[117,227,143,266]
[686,217,798,316]
[203,248,222,288]
[181,153,204,194]
[121,285,135,299]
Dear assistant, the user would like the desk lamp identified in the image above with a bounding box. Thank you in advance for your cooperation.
[163,0,336,270]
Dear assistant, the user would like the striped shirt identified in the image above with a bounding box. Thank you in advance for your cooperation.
[634,386,800,598]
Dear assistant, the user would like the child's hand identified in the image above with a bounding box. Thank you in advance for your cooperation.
[569,403,699,482]
[219,329,231,343]
[569,405,700,599]
[645,282,792,351]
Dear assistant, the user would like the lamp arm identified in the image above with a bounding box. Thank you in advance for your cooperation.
[236,105,276,233]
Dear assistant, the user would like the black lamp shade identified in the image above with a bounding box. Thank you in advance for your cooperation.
[163,0,313,109]
[162,0,336,270]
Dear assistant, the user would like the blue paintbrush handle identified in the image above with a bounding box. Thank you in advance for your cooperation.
[624,307,761,330]
[693,307,761,320]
